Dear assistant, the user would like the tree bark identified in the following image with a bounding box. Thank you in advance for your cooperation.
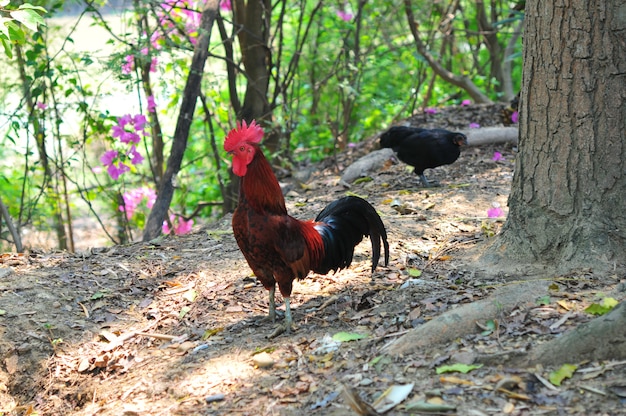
[142,1,219,241]
[486,0,626,272]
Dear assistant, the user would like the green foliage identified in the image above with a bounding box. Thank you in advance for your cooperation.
[0,0,524,249]
[0,1,46,58]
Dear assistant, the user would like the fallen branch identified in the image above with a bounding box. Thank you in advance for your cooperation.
[463,126,519,146]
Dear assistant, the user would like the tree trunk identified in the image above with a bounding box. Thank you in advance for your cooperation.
[222,0,273,214]
[142,1,219,241]
[234,0,272,139]
[487,0,626,272]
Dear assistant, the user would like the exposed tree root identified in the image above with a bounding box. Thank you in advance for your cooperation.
[382,280,547,356]
[509,301,626,367]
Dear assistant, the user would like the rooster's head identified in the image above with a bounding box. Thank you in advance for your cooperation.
[224,120,264,176]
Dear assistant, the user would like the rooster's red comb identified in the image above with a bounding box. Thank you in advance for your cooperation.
[224,120,264,152]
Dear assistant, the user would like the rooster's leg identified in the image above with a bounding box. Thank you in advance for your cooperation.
[268,286,276,322]
[268,297,295,339]
[284,297,293,329]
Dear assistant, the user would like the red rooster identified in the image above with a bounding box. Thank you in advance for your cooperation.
[225,120,389,337]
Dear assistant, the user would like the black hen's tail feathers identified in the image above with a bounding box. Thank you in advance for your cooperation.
[313,196,389,275]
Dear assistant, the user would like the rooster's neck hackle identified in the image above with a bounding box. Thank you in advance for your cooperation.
[240,148,287,215]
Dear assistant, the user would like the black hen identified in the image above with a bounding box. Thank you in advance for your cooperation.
[380,126,468,187]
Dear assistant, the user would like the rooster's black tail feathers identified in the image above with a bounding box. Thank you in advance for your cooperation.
[313,196,389,275]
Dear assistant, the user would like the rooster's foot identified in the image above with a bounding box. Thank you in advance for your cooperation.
[267,322,297,339]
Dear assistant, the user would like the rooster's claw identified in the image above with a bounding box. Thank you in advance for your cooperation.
[267,322,297,339]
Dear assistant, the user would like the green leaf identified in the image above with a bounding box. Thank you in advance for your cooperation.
[183,289,197,302]
[179,306,191,319]
[353,176,373,184]
[408,268,422,277]
[0,37,11,58]
[435,363,483,374]
[18,3,47,13]
[549,363,577,386]
[90,291,105,300]
[10,9,45,32]
[332,332,367,342]
[481,319,497,336]
[585,297,618,315]
[536,295,551,305]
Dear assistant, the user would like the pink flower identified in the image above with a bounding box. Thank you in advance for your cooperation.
[150,57,158,72]
[100,150,119,166]
[127,145,144,165]
[36,102,48,110]
[107,162,130,180]
[492,151,504,162]
[469,122,480,129]
[133,114,148,130]
[122,55,134,75]
[511,110,519,124]
[220,0,231,11]
[424,107,437,114]
[461,99,471,106]
[120,131,141,144]
[337,9,353,21]
[112,114,147,144]
[118,114,133,127]
[175,218,194,234]
[150,31,163,49]
[162,215,194,235]
[119,187,156,219]
[147,96,156,112]
[487,203,504,218]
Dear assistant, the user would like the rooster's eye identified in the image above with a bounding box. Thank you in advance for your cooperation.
[239,146,245,152]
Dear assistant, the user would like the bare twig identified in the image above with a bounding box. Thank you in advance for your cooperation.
[0,197,23,252]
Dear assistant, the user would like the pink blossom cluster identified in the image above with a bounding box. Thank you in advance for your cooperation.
[120,187,157,219]
[100,114,148,180]
[122,48,158,75]
[163,214,194,235]
[336,9,353,22]
[152,0,211,48]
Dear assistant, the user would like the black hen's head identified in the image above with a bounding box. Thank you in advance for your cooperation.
[450,132,468,147]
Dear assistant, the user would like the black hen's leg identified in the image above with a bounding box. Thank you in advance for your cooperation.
[418,173,440,187]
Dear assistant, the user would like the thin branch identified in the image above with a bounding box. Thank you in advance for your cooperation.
[403,0,493,104]
[0,198,23,253]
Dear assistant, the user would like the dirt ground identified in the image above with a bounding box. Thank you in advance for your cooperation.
[1,105,625,415]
